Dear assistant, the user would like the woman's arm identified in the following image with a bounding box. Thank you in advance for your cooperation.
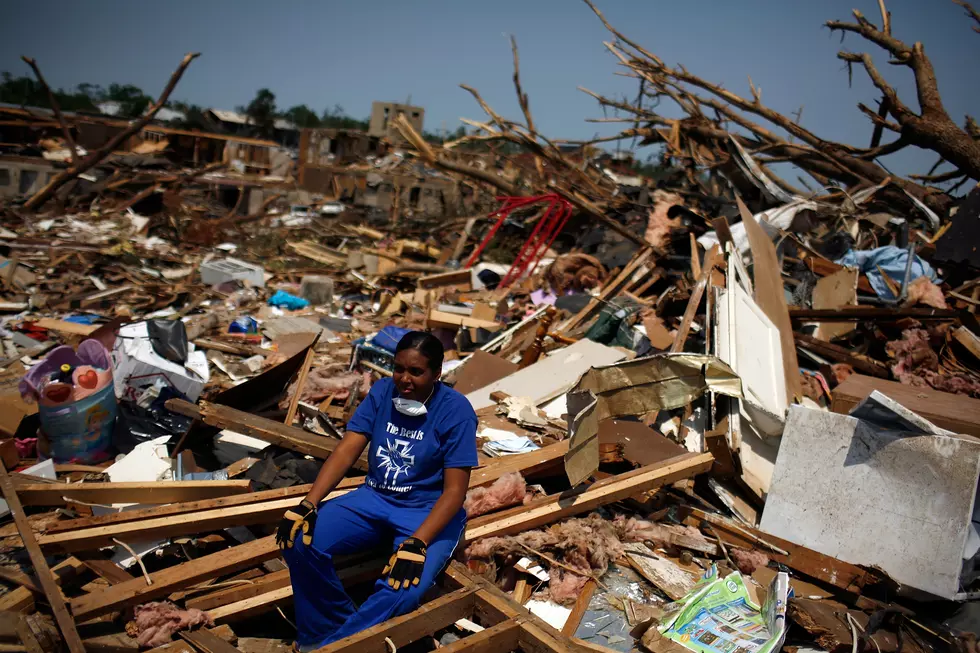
[412,467,470,544]
[304,431,370,505]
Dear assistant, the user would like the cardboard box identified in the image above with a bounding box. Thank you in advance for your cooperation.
[112,322,209,403]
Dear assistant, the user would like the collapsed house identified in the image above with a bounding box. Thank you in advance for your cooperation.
[0,1,978,652]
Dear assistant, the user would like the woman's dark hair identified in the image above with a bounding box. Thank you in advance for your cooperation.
[395,331,444,373]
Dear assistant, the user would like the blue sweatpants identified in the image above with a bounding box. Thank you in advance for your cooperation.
[281,486,466,649]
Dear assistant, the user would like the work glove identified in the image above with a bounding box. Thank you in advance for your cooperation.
[276,499,317,550]
[383,536,427,591]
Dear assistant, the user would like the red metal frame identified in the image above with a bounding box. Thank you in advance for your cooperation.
[464,194,574,288]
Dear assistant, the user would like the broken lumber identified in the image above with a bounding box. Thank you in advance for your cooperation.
[793,332,890,378]
[166,399,369,470]
[670,244,721,352]
[0,463,85,652]
[464,453,713,542]
[830,373,980,438]
[15,480,252,507]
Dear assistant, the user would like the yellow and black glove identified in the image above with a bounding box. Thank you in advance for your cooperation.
[383,537,427,590]
[276,499,317,550]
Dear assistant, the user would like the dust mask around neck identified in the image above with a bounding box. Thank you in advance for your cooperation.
[392,385,435,416]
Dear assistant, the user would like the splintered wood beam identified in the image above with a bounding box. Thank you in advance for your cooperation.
[671,244,721,353]
[0,463,85,653]
[15,480,253,507]
[166,399,369,470]
[44,483,340,534]
[464,453,713,542]
[70,536,282,621]
[317,588,478,653]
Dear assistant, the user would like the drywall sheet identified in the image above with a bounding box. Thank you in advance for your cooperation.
[465,338,626,411]
[760,405,980,599]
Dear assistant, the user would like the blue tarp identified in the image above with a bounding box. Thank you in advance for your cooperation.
[835,246,938,300]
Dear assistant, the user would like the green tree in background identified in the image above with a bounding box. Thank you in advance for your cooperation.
[320,104,368,130]
[240,88,277,138]
[105,83,152,118]
[282,104,320,128]
[0,72,98,112]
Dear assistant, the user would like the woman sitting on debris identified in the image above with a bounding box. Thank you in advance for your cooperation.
[277,331,477,651]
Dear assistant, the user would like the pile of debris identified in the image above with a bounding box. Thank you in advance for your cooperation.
[0,1,979,652]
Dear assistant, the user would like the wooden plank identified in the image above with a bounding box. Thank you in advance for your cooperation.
[30,318,98,336]
[0,463,84,653]
[186,570,290,612]
[45,483,342,534]
[75,553,134,585]
[14,617,42,653]
[145,626,236,653]
[44,446,563,550]
[830,373,980,438]
[438,619,521,653]
[70,536,282,621]
[166,399,368,470]
[793,332,890,378]
[16,480,253,507]
[737,195,801,401]
[317,588,477,653]
[671,244,721,353]
[206,556,385,623]
[179,629,240,653]
[788,306,958,321]
[0,567,41,594]
[284,334,318,427]
[67,446,535,621]
[561,579,596,636]
[464,453,713,542]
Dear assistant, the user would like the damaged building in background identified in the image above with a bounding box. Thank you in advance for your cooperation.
[0,1,978,653]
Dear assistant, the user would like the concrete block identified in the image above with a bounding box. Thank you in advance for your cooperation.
[299,275,334,306]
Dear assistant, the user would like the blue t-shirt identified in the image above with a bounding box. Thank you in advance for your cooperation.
[346,378,478,507]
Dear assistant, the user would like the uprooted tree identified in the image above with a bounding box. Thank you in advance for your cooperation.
[579,0,979,216]
[396,0,977,225]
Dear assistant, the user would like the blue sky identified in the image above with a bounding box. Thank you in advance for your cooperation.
[2,1,977,178]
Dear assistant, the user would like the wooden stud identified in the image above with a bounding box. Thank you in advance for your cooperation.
[0,462,85,652]
[284,334,319,426]
[179,629,241,653]
[14,480,253,507]
[670,244,721,353]
[561,579,596,636]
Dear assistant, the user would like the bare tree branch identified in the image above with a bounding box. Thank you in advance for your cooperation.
[954,0,980,32]
[20,56,78,165]
[24,52,201,212]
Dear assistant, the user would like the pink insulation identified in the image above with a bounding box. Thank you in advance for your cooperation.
[465,513,628,605]
[888,328,980,397]
[905,277,948,310]
[730,548,770,575]
[132,601,213,648]
[278,368,372,409]
[464,472,528,518]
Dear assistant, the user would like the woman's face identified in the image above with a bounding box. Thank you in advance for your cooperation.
[393,348,438,401]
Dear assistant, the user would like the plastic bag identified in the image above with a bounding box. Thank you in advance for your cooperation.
[147,319,189,364]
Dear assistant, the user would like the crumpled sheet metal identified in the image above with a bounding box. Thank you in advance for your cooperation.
[563,353,742,486]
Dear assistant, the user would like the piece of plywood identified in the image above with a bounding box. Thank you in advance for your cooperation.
[811,267,858,341]
[760,405,980,599]
[623,543,699,600]
[831,374,980,439]
[736,196,800,402]
[465,339,626,411]
[452,351,519,396]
